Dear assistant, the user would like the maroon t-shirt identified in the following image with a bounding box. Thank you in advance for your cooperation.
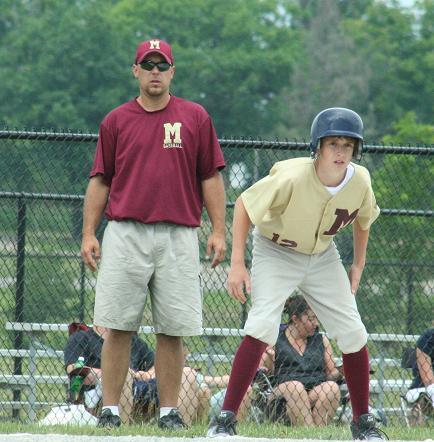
[90,96,225,227]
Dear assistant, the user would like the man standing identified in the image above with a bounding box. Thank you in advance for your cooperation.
[81,38,226,429]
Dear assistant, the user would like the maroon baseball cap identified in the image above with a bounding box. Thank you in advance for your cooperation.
[135,39,174,65]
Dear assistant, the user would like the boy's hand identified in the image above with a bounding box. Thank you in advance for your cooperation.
[227,263,251,303]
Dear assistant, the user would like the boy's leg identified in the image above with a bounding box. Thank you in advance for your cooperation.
[208,233,307,436]
[300,245,370,420]
[223,233,308,414]
[222,335,268,413]
[300,244,387,439]
[342,346,370,420]
[206,336,267,437]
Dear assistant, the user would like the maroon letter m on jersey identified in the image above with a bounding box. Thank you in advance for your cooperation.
[323,208,359,235]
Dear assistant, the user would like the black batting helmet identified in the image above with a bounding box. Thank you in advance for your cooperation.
[310,107,364,160]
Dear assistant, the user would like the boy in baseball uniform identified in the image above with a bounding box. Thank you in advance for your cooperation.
[207,108,387,440]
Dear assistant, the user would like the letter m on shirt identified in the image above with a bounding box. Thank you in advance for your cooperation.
[323,208,359,235]
[164,122,182,144]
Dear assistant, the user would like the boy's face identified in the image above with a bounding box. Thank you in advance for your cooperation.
[319,136,355,169]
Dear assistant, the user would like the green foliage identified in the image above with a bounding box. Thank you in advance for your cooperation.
[0,0,432,138]
[382,112,434,144]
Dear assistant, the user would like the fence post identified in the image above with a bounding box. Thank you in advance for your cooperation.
[27,334,37,423]
[13,195,26,420]
[406,268,414,335]
[79,260,85,322]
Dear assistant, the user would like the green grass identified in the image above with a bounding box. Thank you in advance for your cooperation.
[0,421,432,439]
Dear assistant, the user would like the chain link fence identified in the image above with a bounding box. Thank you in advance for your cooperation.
[0,130,433,427]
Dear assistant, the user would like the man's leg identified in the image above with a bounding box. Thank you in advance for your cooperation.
[101,329,133,408]
[155,334,184,408]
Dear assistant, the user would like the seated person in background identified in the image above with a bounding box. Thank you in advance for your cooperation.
[204,372,253,423]
[405,327,434,424]
[183,346,253,423]
[261,295,342,426]
[64,324,200,425]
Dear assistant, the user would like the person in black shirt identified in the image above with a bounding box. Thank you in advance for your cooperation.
[260,296,342,426]
[404,327,434,424]
[64,325,200,425]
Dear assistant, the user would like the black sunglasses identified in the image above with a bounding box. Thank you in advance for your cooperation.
[139,60,172,72]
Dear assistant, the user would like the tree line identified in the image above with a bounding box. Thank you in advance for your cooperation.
[0,0,433,143]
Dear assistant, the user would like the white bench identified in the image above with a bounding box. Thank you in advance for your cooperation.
[3,322,419,421]
[1,322,240,421]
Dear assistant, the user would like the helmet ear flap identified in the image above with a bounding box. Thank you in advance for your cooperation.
[353,140,363,161]
[310,140,321,159]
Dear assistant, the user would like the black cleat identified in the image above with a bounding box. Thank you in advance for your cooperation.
[351,413,389,440]
[158,409,187,430]
[206,410,237,437]
[97,408,121,428]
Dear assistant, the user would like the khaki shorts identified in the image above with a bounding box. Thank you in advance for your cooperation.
[244,229,367,353]
[94,221,202,335]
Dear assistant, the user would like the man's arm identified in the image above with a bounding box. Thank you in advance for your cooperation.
[202,171,226,268]
[416,348,434,387]
[81,175,110,271]
[349,219,370,294]
[227,196,252,303]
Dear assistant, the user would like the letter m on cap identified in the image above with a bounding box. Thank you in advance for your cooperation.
[149,40,160,49]
[323,208,359,235]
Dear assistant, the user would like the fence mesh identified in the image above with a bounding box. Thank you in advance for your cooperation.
[0,130,433,427]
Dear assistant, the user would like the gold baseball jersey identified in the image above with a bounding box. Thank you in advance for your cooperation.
[241,157,380,255]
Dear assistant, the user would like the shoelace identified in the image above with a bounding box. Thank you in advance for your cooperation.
[364,427,389,440]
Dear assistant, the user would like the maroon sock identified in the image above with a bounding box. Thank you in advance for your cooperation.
[342,345,370,422]
[222,335,268,414]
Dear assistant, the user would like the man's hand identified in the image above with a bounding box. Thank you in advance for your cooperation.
[206,231,226,268]
[227,262,251,303]
[81,234,101,272]
[348,263,364,294]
